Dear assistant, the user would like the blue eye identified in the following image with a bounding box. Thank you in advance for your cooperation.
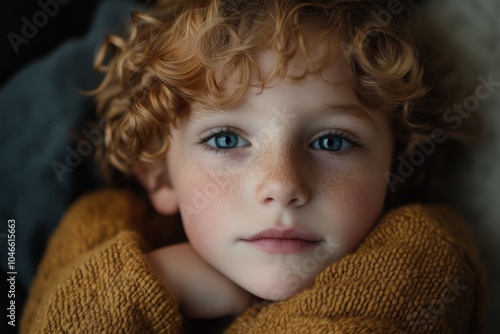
[310,132,356,152]
[199,128,249,153]
[208,133,241,149]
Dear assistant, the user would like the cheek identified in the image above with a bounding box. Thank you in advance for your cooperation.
[318,167,387,252]
[176,165,241,251]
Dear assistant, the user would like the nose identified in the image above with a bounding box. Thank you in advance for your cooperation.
[255,149,310,208]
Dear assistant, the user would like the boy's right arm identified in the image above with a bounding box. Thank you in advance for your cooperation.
[20,189,183,333]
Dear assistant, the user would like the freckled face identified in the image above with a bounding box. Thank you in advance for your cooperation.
[165,51,393,300]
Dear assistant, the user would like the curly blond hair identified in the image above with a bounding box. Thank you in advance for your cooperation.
[91,0,475,205]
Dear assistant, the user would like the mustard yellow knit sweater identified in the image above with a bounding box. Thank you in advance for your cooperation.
[21,189,484,333]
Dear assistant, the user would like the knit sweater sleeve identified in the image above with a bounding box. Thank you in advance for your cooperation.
[226,204,485,334]
[20,189,183,333]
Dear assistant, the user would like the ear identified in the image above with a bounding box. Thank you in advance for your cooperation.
[132,161,179,215]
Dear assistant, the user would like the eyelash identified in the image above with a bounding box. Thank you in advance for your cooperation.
[197,128,362,157]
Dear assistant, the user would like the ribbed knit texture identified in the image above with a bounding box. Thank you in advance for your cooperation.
[21,189,484,333]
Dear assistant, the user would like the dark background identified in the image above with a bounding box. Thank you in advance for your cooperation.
[1,0,103,87]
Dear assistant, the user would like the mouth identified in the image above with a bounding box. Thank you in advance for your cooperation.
[241,228,322,254]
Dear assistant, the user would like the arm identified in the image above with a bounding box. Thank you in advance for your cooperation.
[225,204,484,334]
[146,242,255,319]
[21,190,183,333]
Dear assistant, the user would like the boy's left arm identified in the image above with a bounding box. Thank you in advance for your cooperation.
[226,204,485,334]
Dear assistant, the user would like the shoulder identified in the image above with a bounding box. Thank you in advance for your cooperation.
[66,188,150,215]
[62,188,152,227]
[51,188,153,250]
[59,188,185,250]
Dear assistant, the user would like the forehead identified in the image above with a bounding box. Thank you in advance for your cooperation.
[190,47,380,129]
[228,28,346,96]
[255,47,349,86]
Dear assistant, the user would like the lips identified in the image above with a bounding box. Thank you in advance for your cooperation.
[242,228,322,253]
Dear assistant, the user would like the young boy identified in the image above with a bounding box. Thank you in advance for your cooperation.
[22,0,484,333]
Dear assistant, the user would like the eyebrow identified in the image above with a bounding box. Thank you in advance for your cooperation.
[321,104,378,128]
[188,106,229,124]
